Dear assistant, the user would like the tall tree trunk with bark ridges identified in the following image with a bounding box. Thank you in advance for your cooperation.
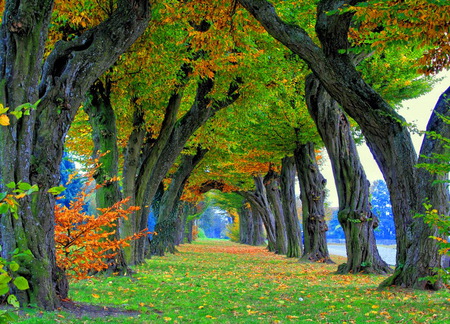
[84,78,128,275]
[264,169,288,255]
[280,156,303,258]
[294,142,333,263]
[305,74,391,274]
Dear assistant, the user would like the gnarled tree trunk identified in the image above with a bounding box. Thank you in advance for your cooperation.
[264,169,288,255]
[305,74,391,274]
[280,156,303,258]
[0,0,150,309]
[294,142,332,263]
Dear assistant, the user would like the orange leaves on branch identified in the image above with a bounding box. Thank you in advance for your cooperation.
[54,172,147,280]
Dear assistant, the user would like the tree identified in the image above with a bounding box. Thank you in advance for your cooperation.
[237,0,449,290]
[370,180,395,241]
[280,156,303,257]
[150,146,208,256]
[294,142,332,263]
[0,0,150,309]
[306,74,391,274]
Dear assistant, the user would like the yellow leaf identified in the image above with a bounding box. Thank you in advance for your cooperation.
[0,104,8,114]
[0,114,10,126]
[92,294,100,298]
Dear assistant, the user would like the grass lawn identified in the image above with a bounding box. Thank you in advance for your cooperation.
[17,239,450,323]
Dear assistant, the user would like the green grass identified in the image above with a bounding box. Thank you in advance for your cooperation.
[17,239,450,323]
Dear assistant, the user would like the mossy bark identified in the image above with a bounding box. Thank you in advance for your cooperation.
[84,78,128,274]
[0,0,150,309]
[294,142,332,263]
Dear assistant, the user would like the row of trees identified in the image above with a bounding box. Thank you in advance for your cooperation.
[0,0,449,310]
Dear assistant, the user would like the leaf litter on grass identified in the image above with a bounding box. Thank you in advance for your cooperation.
[16,239,450,323]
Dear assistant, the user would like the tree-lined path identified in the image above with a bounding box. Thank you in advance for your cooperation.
[16,239,450,323]
[1,0,449,314]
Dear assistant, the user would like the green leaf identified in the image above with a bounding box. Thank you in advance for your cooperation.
[0,204,9,214]
[7,294,20,308]
[13,249,33,259]
[13,276,29,290]
[17,182,32,191]
[10,111,23,119]
[0,283,9,296]
[0,192,7,201]
[47,186,66,195]
[0,273,11,285]
[26,185,39,194]
[5,182,16,189]
[9,261,19,272]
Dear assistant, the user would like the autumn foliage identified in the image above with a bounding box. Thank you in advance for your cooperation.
[54,176,146,280]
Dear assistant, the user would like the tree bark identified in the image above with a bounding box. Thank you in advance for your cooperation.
[238,0,449,289]
[151,146,208,256]
[248,203,266,246]
[264,169,288,255]
[280,156,303,258]
[294,142,332,263]
[0,0,150,309]
[84,78,128,274]
[305,74,391,274]
[380,87,450,289]
[239,203,252,245]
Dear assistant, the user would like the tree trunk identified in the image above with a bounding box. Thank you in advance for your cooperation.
[121,99,147,262]
[239,176,277,252]
[84,78,128,274]
[305,74,391,274]
[380,87,450,289]
[280,156,303,258]
[294,142,332,263]
[238,0,449,289]
[239,203,252,245]
[249,204,266,246]
[151,146,208,256]
[264,169,288,255]
[0,0,150,309]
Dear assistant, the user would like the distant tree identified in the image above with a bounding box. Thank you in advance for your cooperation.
[326,209,345,241]
[370,180,396,241]
[199,206,231,239]
[58,152,84,209]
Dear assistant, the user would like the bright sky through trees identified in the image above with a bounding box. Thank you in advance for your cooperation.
[323,70,450,207]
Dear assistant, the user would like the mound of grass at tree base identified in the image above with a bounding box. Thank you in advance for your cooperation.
[17,239,450,323]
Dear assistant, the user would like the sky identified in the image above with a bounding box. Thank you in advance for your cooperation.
[322,70,450,207]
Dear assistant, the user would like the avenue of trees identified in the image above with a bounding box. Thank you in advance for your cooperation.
[0,0,449,310]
